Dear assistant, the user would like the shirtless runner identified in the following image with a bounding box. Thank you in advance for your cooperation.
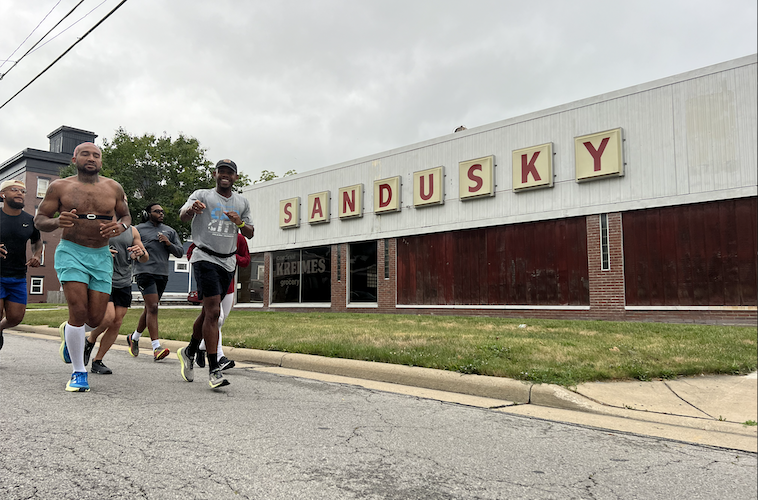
[34,142,131,392]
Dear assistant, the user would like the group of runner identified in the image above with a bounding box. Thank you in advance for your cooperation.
[0,143,253,392]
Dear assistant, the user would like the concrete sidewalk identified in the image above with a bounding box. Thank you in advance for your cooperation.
[7,325,757,452]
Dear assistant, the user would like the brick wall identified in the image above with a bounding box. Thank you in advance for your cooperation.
[377,238,396,311]
[587,213,626,319]
[331,243,347,312]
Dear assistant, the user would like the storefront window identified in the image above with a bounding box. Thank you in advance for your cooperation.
[238,253,265,303]
[349,241,377,303]
[271,247,331,303]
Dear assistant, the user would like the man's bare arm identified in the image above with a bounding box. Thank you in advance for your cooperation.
[34,181,72,232]
[129,226,149,263]
[97,184,132,238]
[27,239,43,267]
[180,199,205,222]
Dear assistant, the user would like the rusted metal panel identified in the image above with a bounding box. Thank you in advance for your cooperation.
[397,218,589,306]
[623,197,757,306]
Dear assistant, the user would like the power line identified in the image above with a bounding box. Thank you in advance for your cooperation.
[0,0,63,73]
[29,0,108,57]
[0,0,86,81]
[0,0,129,112]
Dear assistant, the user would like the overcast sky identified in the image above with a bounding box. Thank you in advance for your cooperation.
[1,0,755,180]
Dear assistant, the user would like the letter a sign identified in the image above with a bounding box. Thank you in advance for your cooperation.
[575,128,624,182]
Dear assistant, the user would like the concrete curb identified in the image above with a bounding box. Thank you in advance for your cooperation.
[11,324,755,440]
[12,324,544,407]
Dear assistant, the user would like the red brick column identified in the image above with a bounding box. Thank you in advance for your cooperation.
[331,243,347,311]
[587,213,626,319]
[263,252,271,308]
[377,238,396,311]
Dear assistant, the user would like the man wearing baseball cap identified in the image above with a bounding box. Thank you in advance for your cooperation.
[177,159,254,389]
[0,180,43,360]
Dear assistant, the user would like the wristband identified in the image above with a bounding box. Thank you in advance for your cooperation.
[120,222,128,232]
[236,221,246,228]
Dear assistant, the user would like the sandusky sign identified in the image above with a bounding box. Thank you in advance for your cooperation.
[280,127,624,229]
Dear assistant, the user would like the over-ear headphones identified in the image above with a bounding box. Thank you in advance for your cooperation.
[141,202,158,223]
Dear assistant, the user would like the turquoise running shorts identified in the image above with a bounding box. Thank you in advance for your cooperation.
[54,239,113,294]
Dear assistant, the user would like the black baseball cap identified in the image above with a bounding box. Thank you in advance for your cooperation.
[215,159,238,173]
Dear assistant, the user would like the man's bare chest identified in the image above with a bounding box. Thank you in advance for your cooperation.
[61,183,117,214]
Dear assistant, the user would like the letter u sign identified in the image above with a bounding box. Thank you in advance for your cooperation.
[413,166,444,207]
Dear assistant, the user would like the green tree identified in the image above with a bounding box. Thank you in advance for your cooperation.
[254,169,297,183]
[60,128,250,239]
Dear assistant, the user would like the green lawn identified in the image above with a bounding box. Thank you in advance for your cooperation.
[21,308,757,386]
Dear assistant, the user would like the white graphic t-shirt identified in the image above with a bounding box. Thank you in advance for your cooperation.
[182,188,252,272]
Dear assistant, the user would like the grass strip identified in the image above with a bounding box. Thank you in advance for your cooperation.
[21,309,757,386]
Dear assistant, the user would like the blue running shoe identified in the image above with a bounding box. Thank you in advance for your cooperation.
[59,322,71,364]
[65,371,90,392]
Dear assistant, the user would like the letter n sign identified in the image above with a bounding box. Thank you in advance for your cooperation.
[459,156,495,200]
[338,184,363,219]
[279,197,300,229]
[512,143,553,192]
[308,191,330,224]
[575,128,624,182]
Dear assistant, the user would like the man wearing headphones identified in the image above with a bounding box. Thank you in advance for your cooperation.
[127,203,183,361]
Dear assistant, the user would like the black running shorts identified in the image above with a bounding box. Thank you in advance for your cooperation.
[135,274,169,298]
[194,260,233,300]
[109,285,133,308]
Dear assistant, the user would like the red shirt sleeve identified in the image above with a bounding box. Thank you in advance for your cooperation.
[235,233,251,268]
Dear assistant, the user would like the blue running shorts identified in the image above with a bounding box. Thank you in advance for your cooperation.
[54,240,113,294]
[0,277,28,304]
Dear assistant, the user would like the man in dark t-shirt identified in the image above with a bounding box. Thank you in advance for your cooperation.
[0,180,43,358]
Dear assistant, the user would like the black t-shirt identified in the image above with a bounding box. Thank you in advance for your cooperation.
[0,210,41,278]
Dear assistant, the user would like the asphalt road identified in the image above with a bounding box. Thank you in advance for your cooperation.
[1,334,756,500]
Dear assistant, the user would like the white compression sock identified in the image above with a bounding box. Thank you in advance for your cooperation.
[65,322,87,373]
[84,324,95,333]
[132,330,142,341]
[217,330,224,359]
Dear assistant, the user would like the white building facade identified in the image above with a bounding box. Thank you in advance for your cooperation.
[234,55,757,325]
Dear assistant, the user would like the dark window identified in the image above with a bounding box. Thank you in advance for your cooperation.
[237,252,264,303]
[271,247,331,304]
[600,214,610,271]
[272,250,301,303]
[384,239,390,279]
[350,241,377,303]
[301,247,331,302]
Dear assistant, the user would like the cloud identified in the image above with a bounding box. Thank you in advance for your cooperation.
[1,0,755,179]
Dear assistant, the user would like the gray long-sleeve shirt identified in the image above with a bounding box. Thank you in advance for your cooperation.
[133,222,183,276]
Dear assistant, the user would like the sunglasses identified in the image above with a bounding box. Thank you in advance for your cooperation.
[152,209,165,214]
[5,187,27,194]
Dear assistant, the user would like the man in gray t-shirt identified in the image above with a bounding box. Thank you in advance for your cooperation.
[176,159,253,389]
[85,226,148,374]
[127,203,183,361]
